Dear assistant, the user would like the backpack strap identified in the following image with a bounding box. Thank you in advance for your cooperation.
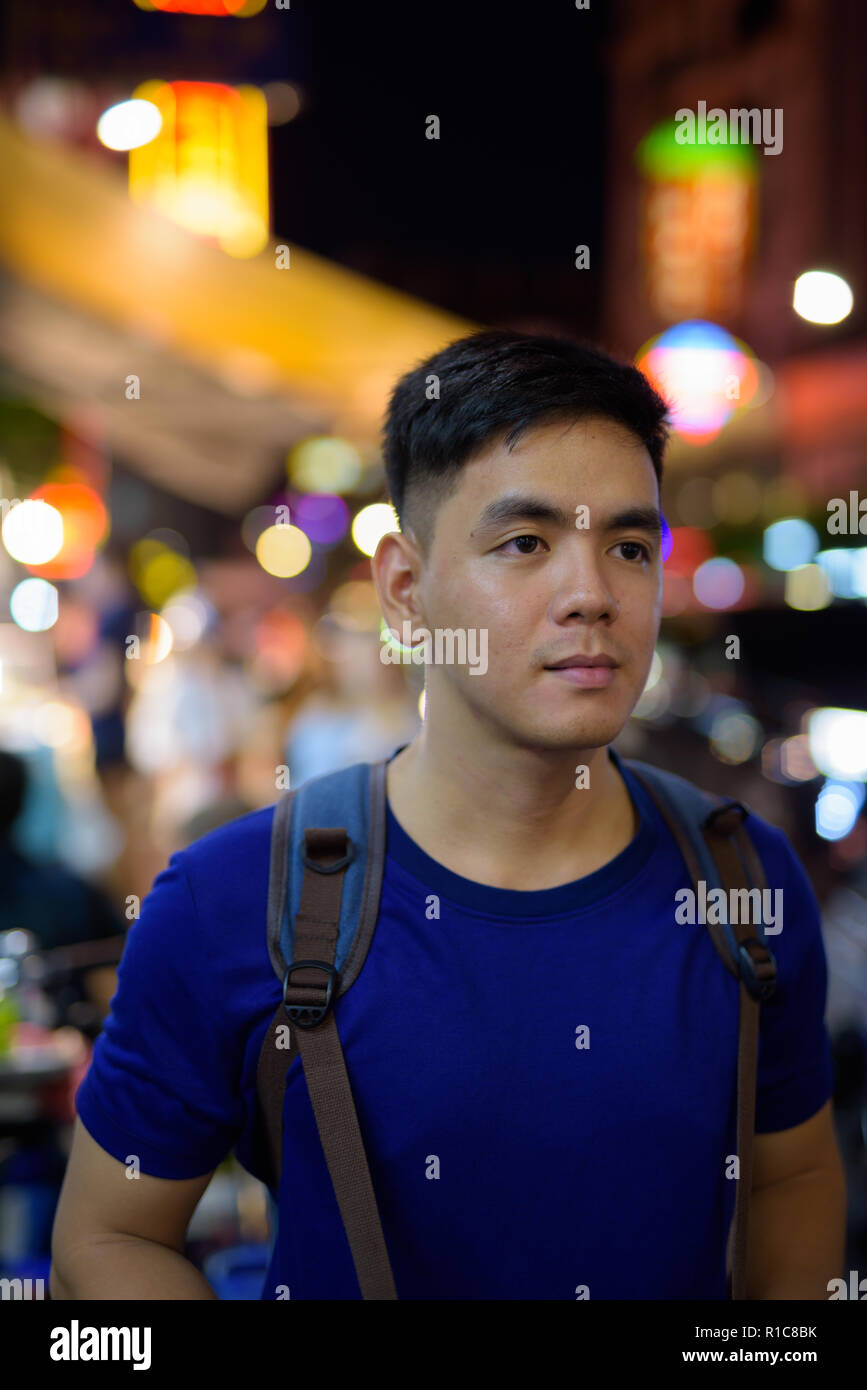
[255,758,396,1300]
[624,758,778,1300]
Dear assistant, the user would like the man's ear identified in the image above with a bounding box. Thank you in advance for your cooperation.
[372,528,426,639]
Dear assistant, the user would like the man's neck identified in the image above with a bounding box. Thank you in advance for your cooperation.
[386,722,638,892]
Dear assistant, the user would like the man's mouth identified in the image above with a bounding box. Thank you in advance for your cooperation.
[542,653,618,689]
[544,653,617,670]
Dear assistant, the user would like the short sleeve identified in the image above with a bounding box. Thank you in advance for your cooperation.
[753,823,835,1134]
[75,853,246,1178]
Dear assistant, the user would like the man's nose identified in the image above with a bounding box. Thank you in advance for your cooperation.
[548,549,620,624]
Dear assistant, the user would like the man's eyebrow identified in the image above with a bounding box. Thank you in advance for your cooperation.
[471,496,663,537]
[471,495,580,534]
[602,506,663,537]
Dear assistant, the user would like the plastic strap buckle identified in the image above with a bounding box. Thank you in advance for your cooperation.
[283,960,338,1028]
[736,937,777,1002]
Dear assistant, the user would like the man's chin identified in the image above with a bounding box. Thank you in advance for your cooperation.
[457,678,639,752]
[506,710,632,755]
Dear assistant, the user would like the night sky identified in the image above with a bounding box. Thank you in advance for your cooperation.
[275,1,609,332]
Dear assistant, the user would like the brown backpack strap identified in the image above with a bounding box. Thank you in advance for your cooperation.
[257,790,300,1202]
[629,765,777,1301]
[256,761,395,1298]
[257,762,389,1198]
[256,763,397,1301]
[702,805,775,1301]
[284,826,397,1299]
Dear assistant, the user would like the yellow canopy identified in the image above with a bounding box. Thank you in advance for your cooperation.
[0,111,475,506]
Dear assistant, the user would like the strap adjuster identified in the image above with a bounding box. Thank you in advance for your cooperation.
[737,937,777,1001]
[300,837,355,875]
[283,960,338,1028]
[704,801,748,836]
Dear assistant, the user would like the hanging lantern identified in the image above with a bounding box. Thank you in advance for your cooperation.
[129,80,269,257]
[635,119,757,323]
[132,1,267,16]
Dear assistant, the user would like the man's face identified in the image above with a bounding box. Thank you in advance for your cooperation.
[408,414,663,752]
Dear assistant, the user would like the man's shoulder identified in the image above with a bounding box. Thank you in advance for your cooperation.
[625,757,795,865]
[178,801,277,865]
[172,802,278,919]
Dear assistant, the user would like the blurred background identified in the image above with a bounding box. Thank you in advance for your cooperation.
[0,0,865,1299]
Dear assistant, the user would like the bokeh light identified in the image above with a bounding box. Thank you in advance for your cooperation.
[262,81,302,125]
[129,538,197,606]
[161,592,212,650]
[292,493,350,545]
[784,564,832,611]
[2,500,64,565]
[815,781,864,840]
[255,524,312,577]
[762,518,818,571]
[779,735,818,782]
[815,548,867,599]
[288,437,363,494]
[807,708,867,781]
[30,480,109,579]
[710,709,762,764]
[10,577,59,631]
[693,557,745,609]
[793,270,854,325]
[351,503,398,557]
[124,613,174,670]
[637,320,758,444]
[96,99,162,151]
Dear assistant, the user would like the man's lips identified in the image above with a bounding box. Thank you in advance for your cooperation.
[543,654,618,669]
[542,653,618,688]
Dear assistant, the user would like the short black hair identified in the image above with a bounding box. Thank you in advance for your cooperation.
[383,329,670,553]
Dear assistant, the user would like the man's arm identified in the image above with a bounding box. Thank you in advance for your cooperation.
[745,1098,847,1299]
[51,1116,220,1299]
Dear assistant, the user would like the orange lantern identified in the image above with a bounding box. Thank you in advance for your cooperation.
[28,479,109,580]
[129,80,269,257]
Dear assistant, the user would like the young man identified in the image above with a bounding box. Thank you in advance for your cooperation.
[52,330,845,1301]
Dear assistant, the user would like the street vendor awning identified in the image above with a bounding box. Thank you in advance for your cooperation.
[0,112,475,512]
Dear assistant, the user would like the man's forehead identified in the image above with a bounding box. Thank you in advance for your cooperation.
[459,420,655,485]
[457,445,659,519]
[469,491,662,538]
[493,412,653,454]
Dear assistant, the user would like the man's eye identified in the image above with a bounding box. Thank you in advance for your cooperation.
[499,535,545,555]
[614,541,651,562]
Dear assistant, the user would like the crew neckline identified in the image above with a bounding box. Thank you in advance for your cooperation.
[384,743,659,918]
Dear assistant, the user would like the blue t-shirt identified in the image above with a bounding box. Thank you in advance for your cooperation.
[76,748,834,1300]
